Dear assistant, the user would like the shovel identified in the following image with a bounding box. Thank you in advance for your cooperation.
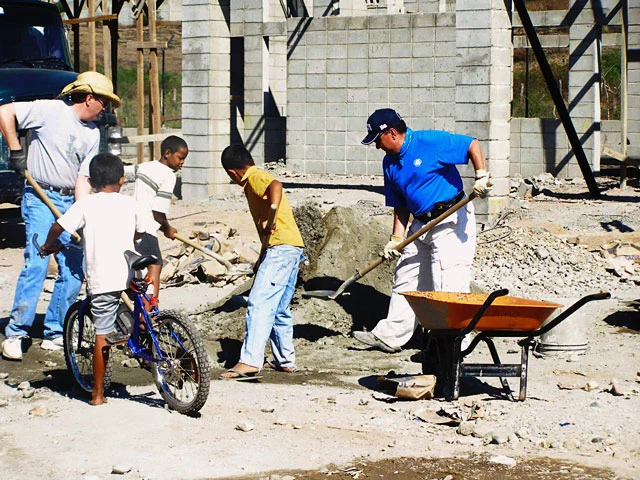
[303,192,476,300]
[173,233,256,276]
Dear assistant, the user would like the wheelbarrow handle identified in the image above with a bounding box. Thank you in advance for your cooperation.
[529,291,612,339]
[460,288,510,336]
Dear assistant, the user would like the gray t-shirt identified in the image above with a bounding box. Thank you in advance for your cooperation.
[14,99,100,189]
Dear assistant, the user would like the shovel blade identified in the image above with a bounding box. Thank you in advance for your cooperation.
[302,290,337,300]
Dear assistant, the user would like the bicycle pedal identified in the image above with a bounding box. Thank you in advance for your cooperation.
[105,331,130,346]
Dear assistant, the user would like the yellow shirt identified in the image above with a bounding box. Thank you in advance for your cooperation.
[241,166,304,248]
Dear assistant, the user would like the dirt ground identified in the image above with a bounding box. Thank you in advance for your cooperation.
[0,170,639,480]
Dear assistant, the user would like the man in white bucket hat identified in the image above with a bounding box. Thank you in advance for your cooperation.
[0,71,120,360]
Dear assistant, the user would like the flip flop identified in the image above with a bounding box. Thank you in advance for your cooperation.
[263,361,296,373]
[220,368,262,381]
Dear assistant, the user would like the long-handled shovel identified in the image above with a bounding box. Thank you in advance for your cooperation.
[24,170,82,243]
[302,192,477,301]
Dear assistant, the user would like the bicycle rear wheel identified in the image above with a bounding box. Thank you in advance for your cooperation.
[150,310,211,414]
[63,300,112,394]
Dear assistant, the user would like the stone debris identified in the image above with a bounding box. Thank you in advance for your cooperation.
[29,405,49,416]
[235,422,254,432]
[111,464,132,475]
[160,228,254,287]
[475,222,621,298]
[488,455,517,467]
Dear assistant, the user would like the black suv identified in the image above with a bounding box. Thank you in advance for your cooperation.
[0,0,116,204]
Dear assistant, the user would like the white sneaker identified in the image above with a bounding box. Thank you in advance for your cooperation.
[41,336,64,351]
[2,336,24,360]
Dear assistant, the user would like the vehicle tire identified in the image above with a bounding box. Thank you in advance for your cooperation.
[150,310,211,414]
[63,300,112,394]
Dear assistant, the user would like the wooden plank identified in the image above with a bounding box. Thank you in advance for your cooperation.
[128,41,167,50]
[602,147,627,162]
[102,0,112,80]
[120,132,182,144]
[136,16,144,164]
[63,14,117,25]
[148,0,161,160]
[88,0,95,70]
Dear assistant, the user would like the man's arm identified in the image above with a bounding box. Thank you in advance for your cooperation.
[41,222,66,254]
[153,210,177,240]
[74,175,92,200]
[0,103,20,150]
[263,179,282,235]
[468,139,492,198]
[382,206,410,260]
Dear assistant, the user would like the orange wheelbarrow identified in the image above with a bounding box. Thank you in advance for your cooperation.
[402,289,611,401]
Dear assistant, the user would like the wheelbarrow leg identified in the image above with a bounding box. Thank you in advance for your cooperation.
[485,337,515,401]
[518,340,532,402]
[438,336,462,401]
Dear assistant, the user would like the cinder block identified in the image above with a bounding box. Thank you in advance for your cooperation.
[307,59,327,74]
[348,44,369,59]
[389,44,412,59]
[347,29,369,45]
[434,72,455,88]
[327,74,347,88]
[305,160,326,174]
[347,16,369,30]
[346,161,368,174]
[347,58,368,73]
[487,141,511,162]
[456,84,490,103]
[326,89,348,102]
[413,58,436,74]
[346,145,365,161]
[327,16,349,31]
[326,114,347,129]
[369,59,390,73]
[347,74,368,88]
[328,45,348,59]
[390,58,411,74]
[326,145,346,161]
[412,26,435,43]
[369,15,390,29]
[326,160,347,173]
[287,158,305,172]
[389,14,411,29]
[307,17,327,32]
[306,132,326,146]
[456,29,491,48]
[369,88,390,104]
[456,10,492,29]
[369,43,391,59]
[328,30,347,45]
[412,42,435,58]
[410,13,436,28]
[347,89,368,103]
[307,45,327,59]
[347,102,370,117]
[305,145,328,161]
[456,67,490,85]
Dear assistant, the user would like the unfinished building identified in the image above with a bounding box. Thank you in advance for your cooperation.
[180,1,636,222]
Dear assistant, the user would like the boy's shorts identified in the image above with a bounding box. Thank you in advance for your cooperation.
[135,233,163,265]
[91,291,121,335]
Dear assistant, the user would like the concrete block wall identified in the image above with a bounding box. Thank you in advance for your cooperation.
[455,0,512,222]
[286,13,457,176]
[181,0,231,199]
[510,119,620,179]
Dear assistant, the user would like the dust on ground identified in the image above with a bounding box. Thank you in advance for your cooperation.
[0,171,639,480]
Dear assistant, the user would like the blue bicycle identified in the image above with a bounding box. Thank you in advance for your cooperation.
[35,236,212,414]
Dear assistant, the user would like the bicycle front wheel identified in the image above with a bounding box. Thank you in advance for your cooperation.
[63,300,112,394]
[150,310,211,414]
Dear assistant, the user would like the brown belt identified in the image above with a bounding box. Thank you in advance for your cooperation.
[414,191,465,223]
[33,181,75,196]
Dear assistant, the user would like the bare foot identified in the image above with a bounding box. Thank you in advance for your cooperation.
[220,362,260,379]
[263,361,296,373]
[89,397,108,406]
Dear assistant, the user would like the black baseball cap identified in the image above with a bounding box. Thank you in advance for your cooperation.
[361,108,403,145]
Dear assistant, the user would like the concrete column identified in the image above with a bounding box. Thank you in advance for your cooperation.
[628,1,640,150]
[181,0,231,200]
[568,0,600,176]
[456,0,512,225]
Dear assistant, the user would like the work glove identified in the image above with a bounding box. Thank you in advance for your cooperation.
[382,235,404,260]
[9,149,26,177]
[473,169,493,198]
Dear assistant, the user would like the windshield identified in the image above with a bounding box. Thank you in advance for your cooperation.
[0,3,72,69]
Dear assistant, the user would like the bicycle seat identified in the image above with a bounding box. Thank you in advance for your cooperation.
[124,250,158,271]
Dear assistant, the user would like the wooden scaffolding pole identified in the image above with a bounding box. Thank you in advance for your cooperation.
[136,15,145,164]
[88,0,96,70]
[148,0,162,161]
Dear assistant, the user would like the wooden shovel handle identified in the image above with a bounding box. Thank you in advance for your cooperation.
[174,233,234,270]
[358,192,476,278]
[24,170,82,243]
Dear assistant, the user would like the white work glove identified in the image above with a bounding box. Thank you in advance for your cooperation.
[382,235,404,260]
[473,169,493,198]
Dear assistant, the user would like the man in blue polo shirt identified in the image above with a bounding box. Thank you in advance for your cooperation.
[352,108,491,353]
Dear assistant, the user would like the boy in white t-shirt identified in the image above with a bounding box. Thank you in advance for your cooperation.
[134,135,188,305]
[42,153,143,406]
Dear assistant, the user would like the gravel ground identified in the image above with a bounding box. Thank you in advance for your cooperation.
[0,171,638,480]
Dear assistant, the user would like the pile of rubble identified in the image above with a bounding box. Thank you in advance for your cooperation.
[473,220,634,300]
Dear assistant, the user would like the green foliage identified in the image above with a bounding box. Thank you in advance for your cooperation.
[512,47,621,120]
[115,67,182,128]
